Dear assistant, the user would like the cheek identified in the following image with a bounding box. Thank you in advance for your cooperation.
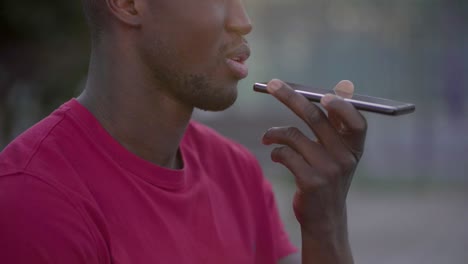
[142,1,228,74]
[169,3,227,65]
[189,22,225,58]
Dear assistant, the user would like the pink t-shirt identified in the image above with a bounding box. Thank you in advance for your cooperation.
[0,99,297,263]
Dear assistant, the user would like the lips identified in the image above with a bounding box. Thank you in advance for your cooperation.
[225,44,251,79]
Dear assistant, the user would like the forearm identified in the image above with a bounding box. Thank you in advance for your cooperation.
[300,208,353,264]
[301,228,353,264]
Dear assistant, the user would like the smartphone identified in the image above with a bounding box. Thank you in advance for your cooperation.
[253,82,416,116]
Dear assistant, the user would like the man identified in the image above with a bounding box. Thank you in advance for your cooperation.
[0,0,367,263]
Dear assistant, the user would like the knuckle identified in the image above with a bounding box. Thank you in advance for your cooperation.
[351,118,368,134]
[324,163,342,180]
[303,103,323,124]
[327,97,346,111]
[301,178,326,193]
[284,127,302,142]
[283,89,297,105]
[272,146,290,160]
[339,154,357,171]
[298,173,338,194]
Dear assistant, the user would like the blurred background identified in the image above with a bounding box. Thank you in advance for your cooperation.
[1,0,467,263]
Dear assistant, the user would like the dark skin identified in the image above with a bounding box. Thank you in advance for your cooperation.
[79,0,252,168]
[265,79,366,264]
[78,0,367,263]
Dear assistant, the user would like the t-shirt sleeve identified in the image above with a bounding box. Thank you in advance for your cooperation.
[262,178,299,260]
[0,173,106,264]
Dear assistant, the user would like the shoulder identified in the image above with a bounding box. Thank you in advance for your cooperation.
[0,172,107,263]
[0,103,70,175]
[0,101,110,263]
[0,100,90,195]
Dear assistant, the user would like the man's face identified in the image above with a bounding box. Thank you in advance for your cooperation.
[137,0,252,111]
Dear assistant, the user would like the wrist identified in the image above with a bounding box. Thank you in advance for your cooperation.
[299,207,353,264]
[301,227,353,264]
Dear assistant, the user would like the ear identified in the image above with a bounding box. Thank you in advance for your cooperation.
[106,0,141,26]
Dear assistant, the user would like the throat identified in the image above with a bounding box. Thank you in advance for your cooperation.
[157,148,184,170]
[118,134,185,170]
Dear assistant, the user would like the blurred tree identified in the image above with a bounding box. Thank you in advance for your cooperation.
[0,0,90,147]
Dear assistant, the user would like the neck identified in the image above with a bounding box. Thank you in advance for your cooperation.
[78,39,193,169]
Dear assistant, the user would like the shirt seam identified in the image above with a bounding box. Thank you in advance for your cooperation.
[2,170,108,263]
[23,109,69,171]
[66,106,188,191]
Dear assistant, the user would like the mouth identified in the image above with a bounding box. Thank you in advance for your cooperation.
[225,44,251,79]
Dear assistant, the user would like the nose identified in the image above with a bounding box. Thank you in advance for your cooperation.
[225,0,253,36]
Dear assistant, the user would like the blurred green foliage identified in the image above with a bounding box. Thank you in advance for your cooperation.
[0,0,90,146]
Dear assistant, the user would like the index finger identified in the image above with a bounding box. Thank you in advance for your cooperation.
[266,79,345,157]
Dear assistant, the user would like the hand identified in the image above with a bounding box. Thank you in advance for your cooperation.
[262,79,367,237]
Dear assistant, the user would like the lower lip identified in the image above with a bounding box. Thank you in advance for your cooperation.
[225,59,249,79]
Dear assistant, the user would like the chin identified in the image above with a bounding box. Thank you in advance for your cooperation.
[195,91,238,112]
[194,81,239,111]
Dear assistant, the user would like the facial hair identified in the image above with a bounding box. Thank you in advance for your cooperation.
[143,38,238,112]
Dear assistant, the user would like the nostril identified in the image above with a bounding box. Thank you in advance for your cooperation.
[242,23,253,35]
[226,21,253,36]
[225,4,253,36]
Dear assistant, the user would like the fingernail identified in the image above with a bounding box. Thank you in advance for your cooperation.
[333,80,354,99]
[261,128,274,145]
[267,79,282,93]
[321,94,337,107]
[261,131,268,143]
